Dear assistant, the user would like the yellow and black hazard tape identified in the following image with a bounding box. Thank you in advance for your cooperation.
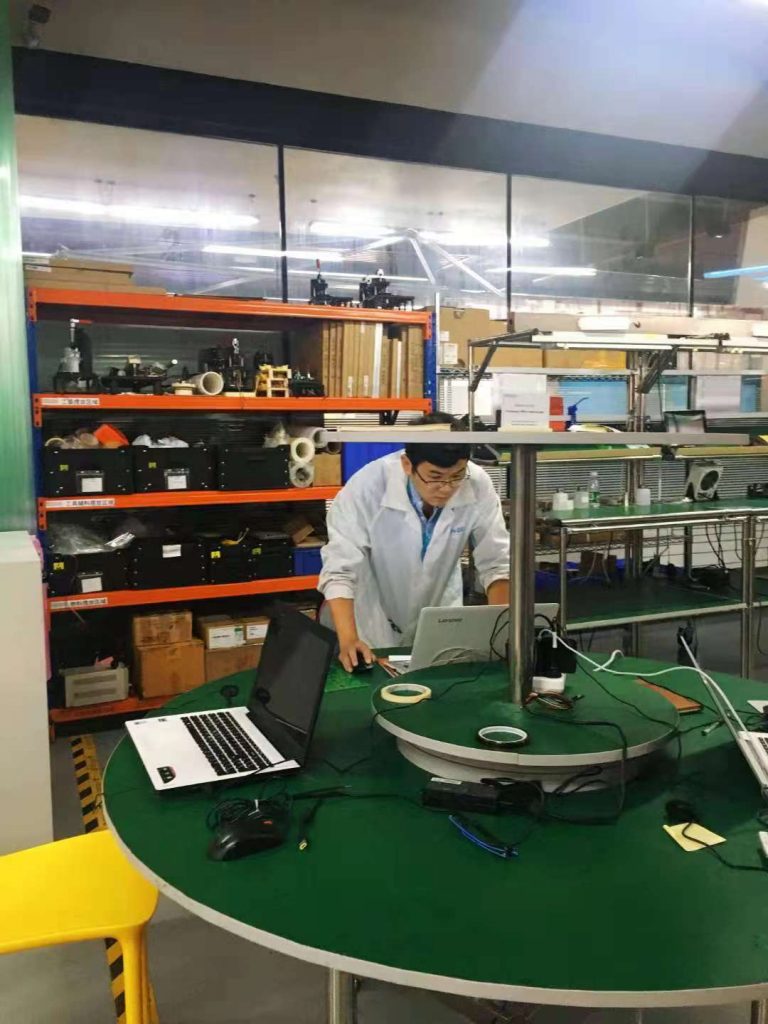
[70,736,159,1024]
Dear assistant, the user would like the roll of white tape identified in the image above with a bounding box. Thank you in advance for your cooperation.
[292,426,326,450]
[636,487,652,506]
[379,683,432,705]
[289,462,315,488]
[289,436,315,465]
[325,440,343,455]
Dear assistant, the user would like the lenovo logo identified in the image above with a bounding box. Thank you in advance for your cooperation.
[437,617,463,624]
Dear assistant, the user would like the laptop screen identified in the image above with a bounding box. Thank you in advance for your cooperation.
[247,606,337,762]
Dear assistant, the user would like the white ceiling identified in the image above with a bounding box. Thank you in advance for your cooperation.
[10,0,768,158]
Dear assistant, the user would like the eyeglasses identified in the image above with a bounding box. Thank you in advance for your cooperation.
[414,467,468,490]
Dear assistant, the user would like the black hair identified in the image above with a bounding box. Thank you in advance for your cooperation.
[404,413,472,469]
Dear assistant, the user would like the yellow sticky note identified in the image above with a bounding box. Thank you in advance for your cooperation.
[664,822,726,852]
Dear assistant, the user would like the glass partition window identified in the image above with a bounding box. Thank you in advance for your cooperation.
[284,149,507,315]
[509,177,691,315]
[693,195,768,318]
[15,116,281,297]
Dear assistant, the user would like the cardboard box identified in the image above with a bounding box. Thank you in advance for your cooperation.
[437,307,543,369]
[197,617,246,650]
[239,614,270,645]
[313,453,342,487]
[205,643,263,683]
[132,610,192,648]
[134,638,205,697]
[543,349,626,370]
[283,514,315,545]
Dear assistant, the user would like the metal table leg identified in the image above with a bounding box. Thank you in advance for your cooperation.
[327,969,356,1024]
[742,516,756,679]
[508,446,538,704]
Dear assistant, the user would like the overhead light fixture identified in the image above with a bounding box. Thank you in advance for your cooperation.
[721,337,768,352]
[308,220,392,238]
[704,263,768,280]
[20,195,259,230]
[488,265,597,277]
[22,250,52,258]
[239,266,428,283]
[578,316,632,332]
[421,230,549,249]
[203,244,343,261]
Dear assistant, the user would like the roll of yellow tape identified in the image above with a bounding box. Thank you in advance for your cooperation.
[379,683,432,705]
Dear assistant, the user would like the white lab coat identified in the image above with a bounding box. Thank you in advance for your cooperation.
[318,451,510,648]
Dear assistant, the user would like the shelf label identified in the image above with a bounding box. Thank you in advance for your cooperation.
[46,498,117,510]
[50,595,109,610]
[40,395,101,408]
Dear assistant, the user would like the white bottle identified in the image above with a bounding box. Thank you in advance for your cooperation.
[588,470,601,507]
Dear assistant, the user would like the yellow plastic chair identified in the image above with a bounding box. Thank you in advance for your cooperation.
[0,830,159,1024]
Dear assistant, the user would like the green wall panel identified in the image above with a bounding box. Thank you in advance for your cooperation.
[0,1,33,530]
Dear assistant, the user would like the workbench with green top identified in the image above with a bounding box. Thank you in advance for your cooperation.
[105,657,768,1016]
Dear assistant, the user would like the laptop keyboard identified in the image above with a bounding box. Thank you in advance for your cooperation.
[181,712,273,776]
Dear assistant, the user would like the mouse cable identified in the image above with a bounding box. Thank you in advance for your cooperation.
[681,822,768,875]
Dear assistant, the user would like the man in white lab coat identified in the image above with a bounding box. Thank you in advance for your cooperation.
[318,425,510,670]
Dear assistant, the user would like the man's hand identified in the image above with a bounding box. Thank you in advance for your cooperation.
[338,636,375,673]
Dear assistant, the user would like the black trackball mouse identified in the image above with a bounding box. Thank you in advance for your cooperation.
[351,659,375,675]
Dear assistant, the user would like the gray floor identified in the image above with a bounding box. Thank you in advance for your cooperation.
[0,616,765,1023]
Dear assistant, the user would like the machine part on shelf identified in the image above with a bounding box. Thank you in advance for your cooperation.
[685,460,723,501]
[289,462,315,488]
[677,622,699,666]
[52,320,99,393]
[359,269,414,310]
[172,381,196,395]
[289,436,315,466]
[189,370,225,396]
[101,356,178,395]
[290,371,325,398]
[748,483,768,498]
[309,271,352,308]
[198,337,254,393]
[567,397,589,429]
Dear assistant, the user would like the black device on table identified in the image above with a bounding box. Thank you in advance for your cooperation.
[126,605,337,791]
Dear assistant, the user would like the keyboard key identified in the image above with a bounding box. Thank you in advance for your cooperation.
[182,713,272,776]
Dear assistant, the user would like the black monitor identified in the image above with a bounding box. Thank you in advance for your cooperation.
[247,605,337,764]
[664,409,708,433]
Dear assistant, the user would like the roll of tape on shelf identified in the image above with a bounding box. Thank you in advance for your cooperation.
[636,487,652,506]
[44,436,65,448]
[289,436,315,465]
[292,426,327,450]
[289,462,315,488]
[379,683,432,705]
[190,371,224,396]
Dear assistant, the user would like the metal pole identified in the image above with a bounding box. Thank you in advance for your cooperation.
[742,515,756,678]
[508,445,538,704]
[750,1000,767,1024]
[558,525,568,633]
[468,342,475,429]
[327,969,356,1024]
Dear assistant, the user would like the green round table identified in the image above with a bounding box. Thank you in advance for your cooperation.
[104,657,768,1021]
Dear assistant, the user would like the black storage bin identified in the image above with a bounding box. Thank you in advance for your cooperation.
[250,531,294,580]
[128,539,208,589]
[216,446,290,490]
[42,447,133,497]
[206,538,258,584]
[47,550,128,596]
[132,446,215,493]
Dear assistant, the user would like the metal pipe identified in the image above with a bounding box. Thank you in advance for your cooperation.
[742,515,756,678]
[468,343,475,429]
[327,969,356,1024]
[508,446,538,704]
[559,525,568,634]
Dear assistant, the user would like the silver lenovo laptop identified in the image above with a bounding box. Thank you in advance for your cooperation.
[409,603,559,671]
[683,640,768,801]
[126,606,336,791]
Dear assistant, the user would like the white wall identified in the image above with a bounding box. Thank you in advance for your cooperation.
[10,0,768,159]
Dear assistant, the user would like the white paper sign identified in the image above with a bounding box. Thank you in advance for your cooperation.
[166,473,188,491]
[79,575,103,594]
[79,476,104,494]
[498,373,549,428]
[162,544,182,559]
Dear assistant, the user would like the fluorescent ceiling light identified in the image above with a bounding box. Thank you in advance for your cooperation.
[421,230,549,249]
[753,323,768,336]
[309,220,392,238]
[722,337,768,352]
[551,340,673,351]
[20,195,258,230]
[488,265,597,277]
[239,266,427,283]
[203,244,343,261]
[704,263,768,280]
[22,250,52,258]
[578,316,631,332]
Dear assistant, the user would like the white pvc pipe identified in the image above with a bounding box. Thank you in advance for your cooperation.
[190,371,225,396]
